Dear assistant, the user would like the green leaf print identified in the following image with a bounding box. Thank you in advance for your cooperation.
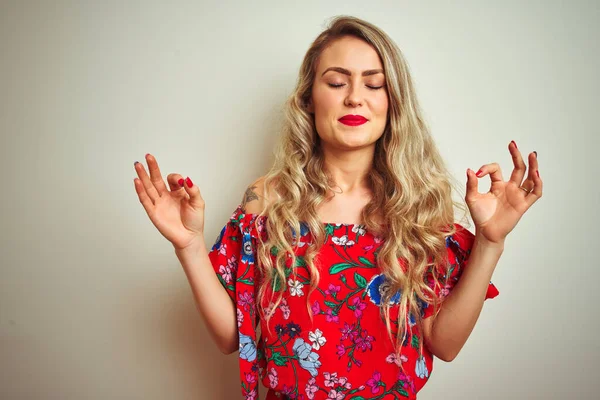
[329,262,356,274]
[411,334,419,350]
[294,256,306,267]
[272,274,283,291]
[354,272,367,289]
[217,274,234,292]
[270,351,288,367]
[358,256,374,267]
[324,300,338,309]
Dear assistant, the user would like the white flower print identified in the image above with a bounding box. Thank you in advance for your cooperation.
[351,224,366,236]
[332,235,355,247]
[308,328,327,350]
[288,279,304,297]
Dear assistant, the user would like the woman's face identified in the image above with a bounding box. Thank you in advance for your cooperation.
[309,36,389,152]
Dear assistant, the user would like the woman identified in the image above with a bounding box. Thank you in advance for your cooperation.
[133,16,542,400]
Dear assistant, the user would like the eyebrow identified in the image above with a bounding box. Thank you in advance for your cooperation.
[321,66,384,77]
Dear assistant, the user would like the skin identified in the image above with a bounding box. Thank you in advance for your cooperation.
[308,35,389,194]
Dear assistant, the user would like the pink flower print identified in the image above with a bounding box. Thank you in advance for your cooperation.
[279,298,291,320]
[350,297,367,318]
[386,352,408,367]
[268,367,278,389]
[244,388,257,400]
[218,242,227,256]
[354,330,374,352]
[324,372,339,387]
[256,217,265,234]
[305,377,318,399]
[237,308,243,328]
[327,389,345,399]
[336,344,346,357]
[374,235,383,244]
[397,370,416,393]
[325,283,341,297]
[311,301,321,315]
[440,284,451,297]
[325,308,339,324]
[282,384,295,397]
[227,254,237,270]
[264,303,275,318]
[340,322,354,340]
[338,377,351,390]
[238,291,254,312]
[219,264,232,284]
[245,372,257,384]
[366,371,382,394]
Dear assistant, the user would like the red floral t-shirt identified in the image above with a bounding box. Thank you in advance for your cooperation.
[208,205,499,399]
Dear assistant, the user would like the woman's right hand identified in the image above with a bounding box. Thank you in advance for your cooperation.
[133,153,206,250]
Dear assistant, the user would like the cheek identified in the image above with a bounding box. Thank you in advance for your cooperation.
[375,93,389,116]
[313,89,339,115]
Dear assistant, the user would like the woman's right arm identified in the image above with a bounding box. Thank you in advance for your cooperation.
[133,153,238,355]
[175,240,238,355]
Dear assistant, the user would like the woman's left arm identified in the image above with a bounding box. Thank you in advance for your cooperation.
[423,234,504,361]
[424,140,543,361]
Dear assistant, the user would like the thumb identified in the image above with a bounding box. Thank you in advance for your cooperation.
[182,177,205,210]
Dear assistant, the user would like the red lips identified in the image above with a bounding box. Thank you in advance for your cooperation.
[338,114,368,126]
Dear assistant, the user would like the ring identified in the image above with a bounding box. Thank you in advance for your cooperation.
[519,186,532,193]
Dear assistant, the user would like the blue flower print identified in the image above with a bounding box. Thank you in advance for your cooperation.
[290,222,310,239]
[446,235,467,265]
[416,297,429,318]
[415,356,429,379]
[292,338,321,377]
[408,312,416,327]
[366,274,401,306]
[211,226,226,252]
[242,232,254,264]
[239,332,257,362]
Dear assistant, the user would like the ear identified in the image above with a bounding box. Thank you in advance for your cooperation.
[305,97,314,114]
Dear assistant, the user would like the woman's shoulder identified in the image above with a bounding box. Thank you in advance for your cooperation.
[240,175,275,216]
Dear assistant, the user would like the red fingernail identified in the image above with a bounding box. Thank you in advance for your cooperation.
[185,177,193,188]
[178,178,184,187]
[536,170,540,178]
[476,170,483,177]
[511,140,517,149]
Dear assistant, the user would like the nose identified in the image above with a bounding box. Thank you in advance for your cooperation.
[344,84,363,108]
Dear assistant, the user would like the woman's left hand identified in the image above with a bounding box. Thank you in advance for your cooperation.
[465,141,543,244]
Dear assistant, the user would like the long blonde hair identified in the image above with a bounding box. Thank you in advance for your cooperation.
[253,15,470,359]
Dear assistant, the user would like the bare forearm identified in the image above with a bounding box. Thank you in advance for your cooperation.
[175,240,238,354]
[430,234,504,361]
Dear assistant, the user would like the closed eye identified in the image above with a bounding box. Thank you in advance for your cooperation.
[328,83,384,90]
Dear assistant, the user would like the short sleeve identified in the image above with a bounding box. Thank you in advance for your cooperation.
[207,204,262,399]
[208,210,243,301]
[421,223,499,319]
